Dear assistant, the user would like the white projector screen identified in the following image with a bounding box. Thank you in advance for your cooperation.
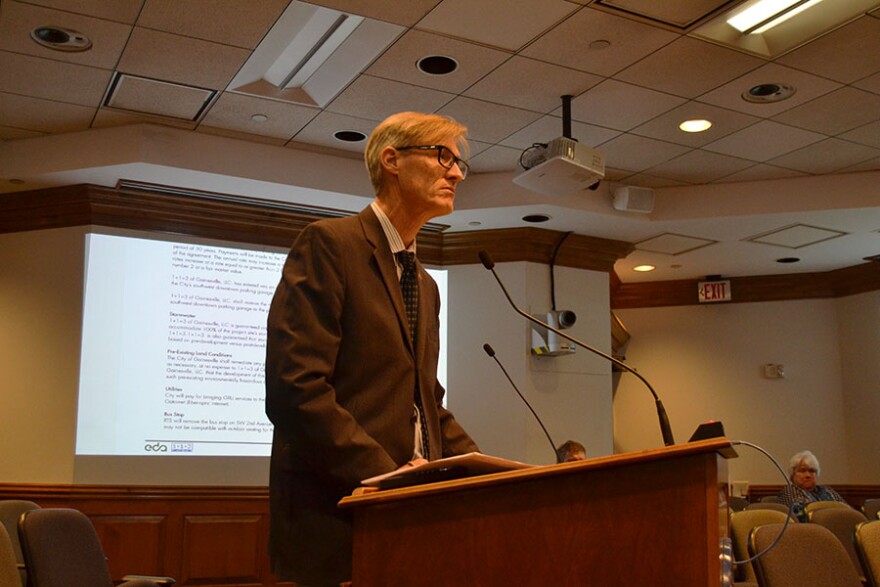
[75,232,447,460]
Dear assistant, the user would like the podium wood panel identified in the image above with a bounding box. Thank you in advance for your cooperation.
[341,439,733,586]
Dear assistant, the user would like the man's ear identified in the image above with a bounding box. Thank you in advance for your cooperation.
[379,146,400,178]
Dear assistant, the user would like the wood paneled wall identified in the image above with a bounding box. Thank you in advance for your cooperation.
[2,182,877,308]
[0,484,291,586]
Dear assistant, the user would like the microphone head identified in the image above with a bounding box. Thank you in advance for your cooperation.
[482,343,495,357]
[478,250,494,270]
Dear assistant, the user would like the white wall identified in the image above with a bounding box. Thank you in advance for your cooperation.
[836,289,880,483]
[447,262,614,466]
[615,299,852,487]
[0,227,85,483]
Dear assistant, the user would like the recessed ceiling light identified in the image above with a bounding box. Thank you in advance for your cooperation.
[742,83,796,103]
[467,221,482,227]
[333,130,367,142]
[251,113,269,122]
[776,257,801,263]
[522,214,551,223]
[417,55,458,76]
[8,178,25,185]
[589,40,611,50]
[679,119,712,133]
[633,265,656,272]
[30,26,92,52]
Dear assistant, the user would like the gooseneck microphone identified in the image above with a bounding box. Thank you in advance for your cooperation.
[478,250,675,447]
[483,343,557,460]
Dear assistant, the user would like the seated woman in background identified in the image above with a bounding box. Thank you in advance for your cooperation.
[776,450,847,521]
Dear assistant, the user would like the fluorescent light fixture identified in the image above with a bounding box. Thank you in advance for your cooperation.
[727,0,825,34]
[679,119,712,133]
[228,1,403,108]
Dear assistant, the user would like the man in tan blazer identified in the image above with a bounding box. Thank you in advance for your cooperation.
[265,112,480,586]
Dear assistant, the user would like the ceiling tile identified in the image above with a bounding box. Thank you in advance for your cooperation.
[200,92,318,139]
[595,0,731,28]
[615,172,688,188]
[436,97,543,143]
[365,30,510,94]
[777,16,880,84]
[107,75,214,120]
[325,75,455,121]
[0,125,46,140]
[22,0,144,23]
[0,50,112,107]
[92,107,197,130]
[500,114,620,150]
[300,0,439,26]
[614,36,763,99]
[746,224,847,249]
[840,120,880,149]
[855,71,880,95]
[597,133,691,173]
[465,56,602,113]
[137,0,288,49]
[841,156,880,173]
[469,144,523,173]
[768,138,880,174]
[712,164,806,184]
[522,6,679,77]
[118,27,251,90]
[0,91,94,133]
[418,0,578,51]
[567,79,686,131]
[771,87,880,136]
[698,63,842,118]
[630,101,759,147]
[636,233,716,255]
[703,120,825,162]
[647,149,754,183]
[0,1,132,69]
[197,126,287,146]
[291,111,377,152]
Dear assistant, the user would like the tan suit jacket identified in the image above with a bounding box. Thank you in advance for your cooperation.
[265,207,478,585]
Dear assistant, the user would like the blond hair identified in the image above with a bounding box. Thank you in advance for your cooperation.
[364,111,468,193]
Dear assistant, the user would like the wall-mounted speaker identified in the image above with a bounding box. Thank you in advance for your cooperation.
[612,186,654,214]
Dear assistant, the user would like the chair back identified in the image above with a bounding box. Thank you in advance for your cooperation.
[856,520,880,587]
[0,499,40,586]
[19,508,115,587]
[808,505,869,578]
[731,509,793,583]
[805,500,852,515]
[729,495,749,512]
[749,522,862,587]
[746,502,791,515]
[760,495,780,503]
[0,524,22,587]
[863,499,880,521]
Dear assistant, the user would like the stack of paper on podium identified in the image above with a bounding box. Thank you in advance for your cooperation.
[361,452,534,490]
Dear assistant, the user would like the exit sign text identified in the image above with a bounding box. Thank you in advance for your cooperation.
[698,280,731,303]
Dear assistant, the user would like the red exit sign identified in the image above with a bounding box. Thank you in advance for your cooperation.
[698,280,731,303]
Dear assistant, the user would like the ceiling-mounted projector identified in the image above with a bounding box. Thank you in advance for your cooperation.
[513,136,605,197]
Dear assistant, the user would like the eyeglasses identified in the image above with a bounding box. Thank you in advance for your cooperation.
[395,145,469,179]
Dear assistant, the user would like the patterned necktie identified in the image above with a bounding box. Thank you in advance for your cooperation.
[396,251,429,459]
[397,251,418,342]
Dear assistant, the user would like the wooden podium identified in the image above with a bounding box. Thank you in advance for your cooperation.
[339,438,736,586]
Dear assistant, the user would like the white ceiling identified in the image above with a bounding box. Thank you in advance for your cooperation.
[1,0,880,283]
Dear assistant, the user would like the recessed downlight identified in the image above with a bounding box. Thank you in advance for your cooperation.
[521,214,551,223]
[776,257,800,264]
[417,55,458,76]
[742,83,796,103]
[679,119,712,133]
[633,265,656,272]
[30,26,92,52]
[251,113,269,122]
[333,130,367,143]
